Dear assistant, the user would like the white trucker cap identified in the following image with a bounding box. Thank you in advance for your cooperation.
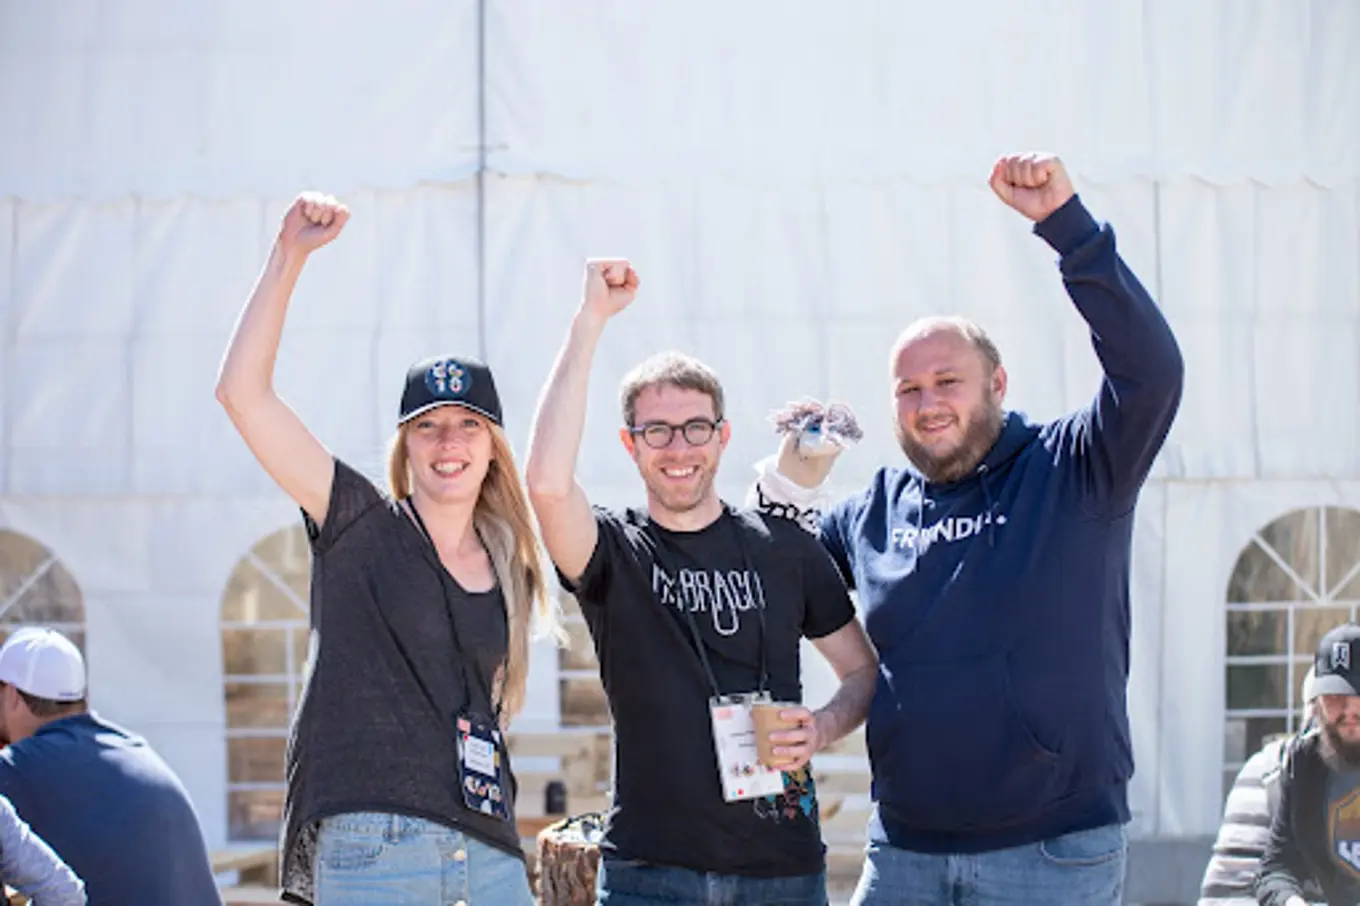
[0,628,86,702]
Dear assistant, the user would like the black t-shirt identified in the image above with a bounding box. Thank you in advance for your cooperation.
[560,503,856,878]
[280,459,521,905]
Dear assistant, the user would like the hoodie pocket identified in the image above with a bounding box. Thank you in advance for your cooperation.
[870,652,1064,832]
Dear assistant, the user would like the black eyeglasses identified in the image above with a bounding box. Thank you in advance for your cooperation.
[629,417,724,449]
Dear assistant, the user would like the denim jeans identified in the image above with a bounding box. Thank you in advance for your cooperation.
[849,823,1127,906]
[596,856,828,905]
[315,811,533,905]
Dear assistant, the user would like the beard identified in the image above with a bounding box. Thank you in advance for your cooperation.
[897,394,1005,484]
[644,465,716,516]
[1320,718,1360,770]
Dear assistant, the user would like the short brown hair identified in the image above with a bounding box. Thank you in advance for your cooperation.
[17,688,85,719]
[619,352,725,427]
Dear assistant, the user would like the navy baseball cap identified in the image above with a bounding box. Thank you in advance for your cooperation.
[1313,623,1360,697]
[399,355,503,427]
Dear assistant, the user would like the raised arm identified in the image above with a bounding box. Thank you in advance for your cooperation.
[525,259,639,581]
[992,153,1184,513]
[215,193,348,526]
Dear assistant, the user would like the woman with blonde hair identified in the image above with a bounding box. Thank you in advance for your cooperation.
[216,192,552,906]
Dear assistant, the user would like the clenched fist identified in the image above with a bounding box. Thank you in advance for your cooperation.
[989,153,1075,223]
[279,192,350,256]
[582,258,640,320]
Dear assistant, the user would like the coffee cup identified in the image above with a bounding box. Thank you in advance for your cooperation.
[751,701,800,769]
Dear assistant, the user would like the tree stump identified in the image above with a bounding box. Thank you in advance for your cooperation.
[535,812,605,906]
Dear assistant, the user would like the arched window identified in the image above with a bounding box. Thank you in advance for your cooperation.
[1224,505,1360,795]
[0,530,85,651]
[221,526,311,841]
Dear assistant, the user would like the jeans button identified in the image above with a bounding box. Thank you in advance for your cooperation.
[453,849,467,862]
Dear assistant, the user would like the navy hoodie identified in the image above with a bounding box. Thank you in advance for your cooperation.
[820,195,1183,854]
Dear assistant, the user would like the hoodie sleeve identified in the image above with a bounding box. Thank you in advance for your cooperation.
[818,499,857,591]
[1034,195,1184,517]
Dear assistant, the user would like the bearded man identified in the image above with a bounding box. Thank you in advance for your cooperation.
[748,152,1185,906]
[1258,624,1360,906]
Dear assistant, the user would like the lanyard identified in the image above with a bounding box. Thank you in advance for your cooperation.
[406,499,502,724]
[647,510,770,699]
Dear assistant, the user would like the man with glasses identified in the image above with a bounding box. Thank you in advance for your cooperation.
[526,259,878,905]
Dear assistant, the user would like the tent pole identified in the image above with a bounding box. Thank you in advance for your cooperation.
[475,0,488,361]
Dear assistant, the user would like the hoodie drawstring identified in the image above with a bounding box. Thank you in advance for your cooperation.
[977,464,997,548]
[912,474,926,554]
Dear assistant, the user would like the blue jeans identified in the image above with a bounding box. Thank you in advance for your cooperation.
[315,811,533,905]
[849,823,1127,906]
[597,856,828,905]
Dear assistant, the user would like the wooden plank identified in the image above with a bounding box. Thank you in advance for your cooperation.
[221,885,282,904]
[559,621,597,670]
[517,773,608,813]
[560,677,611,727]
[809,770,870,797]
[506,730,608,758]
[210,848,276,874]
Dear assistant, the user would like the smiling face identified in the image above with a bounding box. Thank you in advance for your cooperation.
[620,383,729,521]
[402,404,494,506]
[1321,693,1360,766]
[891,321,1007,484]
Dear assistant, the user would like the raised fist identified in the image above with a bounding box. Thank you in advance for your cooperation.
[989,153,1075,223]
[582,258,640,319]
[278,192,350,256]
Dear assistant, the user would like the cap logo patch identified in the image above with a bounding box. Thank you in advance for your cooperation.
[426,360,470,398]
[1334,641,1352,672]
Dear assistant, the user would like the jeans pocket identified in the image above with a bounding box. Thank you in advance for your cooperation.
[321,838,386,872]
[1038,824,1126,867]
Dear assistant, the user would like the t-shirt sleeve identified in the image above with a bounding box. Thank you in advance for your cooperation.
[555,507,623,605]
[304,458,385,555]
[797,529,857,640]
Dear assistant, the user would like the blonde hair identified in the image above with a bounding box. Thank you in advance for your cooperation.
[386,419,558,722]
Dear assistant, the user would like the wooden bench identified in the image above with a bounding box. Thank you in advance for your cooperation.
[221,885,281,904]
[213,847,279,903]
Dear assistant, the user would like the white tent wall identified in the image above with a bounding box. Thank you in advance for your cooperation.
[0,0,484,201]
[0,0,1357,878]
[482,0,1358,187]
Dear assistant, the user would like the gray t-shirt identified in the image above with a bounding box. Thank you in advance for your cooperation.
[280,459,520,905]
[1323,766,1360,897]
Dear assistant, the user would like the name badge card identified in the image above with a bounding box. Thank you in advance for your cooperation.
[456,714,511,821]
[709,692,787,802]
